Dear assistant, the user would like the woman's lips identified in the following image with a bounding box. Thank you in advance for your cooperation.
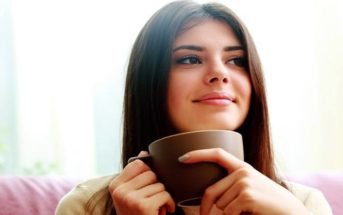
[192,92,235,106]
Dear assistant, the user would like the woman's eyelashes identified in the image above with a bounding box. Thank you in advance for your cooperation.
[176,55,202,65]
[227,57,247,68]
[174,55,247,68]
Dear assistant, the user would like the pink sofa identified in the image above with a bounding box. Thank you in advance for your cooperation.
[0,172,342,215]
[0,176,80,215]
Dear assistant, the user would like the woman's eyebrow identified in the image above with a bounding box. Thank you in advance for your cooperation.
[172,45,244,52]
[223,46,244,51]
[173,45,204,52]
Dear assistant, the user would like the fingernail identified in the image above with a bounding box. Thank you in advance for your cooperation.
[178,154,190,162]
[138,150,149,156]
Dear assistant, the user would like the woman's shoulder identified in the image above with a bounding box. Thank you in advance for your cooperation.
[286,181,321,199]
[286,181,333,214]
[55,174,118,215]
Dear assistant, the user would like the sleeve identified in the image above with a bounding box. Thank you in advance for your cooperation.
[303,189,333,215]
[55,175,116,215]
[55,186,88,215]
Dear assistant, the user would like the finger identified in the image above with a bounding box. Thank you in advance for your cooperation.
[215,179,242,210]
[136,182,166,198]
[158,206,166,215]
[178,148,246,173]
[148,191,176,213]
[214,168,253,209]
[200,175,229,215]
[223,197,245,215]
[121,159,151,182]
[200,164,254,214]
[109,172,161,207]
[221,176,257,214]
[109,159,150,192]
[128,151,150,163]
[125,170,158,191]
[200,171,239,214]
[138,151,149,156]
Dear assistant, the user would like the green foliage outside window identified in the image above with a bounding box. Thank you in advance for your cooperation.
[23,161,60,175]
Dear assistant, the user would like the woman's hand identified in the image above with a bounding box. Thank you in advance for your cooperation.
[109,151,175,215]
[178,148,309,215]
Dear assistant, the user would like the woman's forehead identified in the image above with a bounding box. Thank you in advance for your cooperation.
[173,19,240,48]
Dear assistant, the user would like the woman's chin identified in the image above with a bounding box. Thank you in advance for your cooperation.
[177,123,240,133]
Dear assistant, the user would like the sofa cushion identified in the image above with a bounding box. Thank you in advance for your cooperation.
[0,176,79,215]
[0,172,342,215]
[287,171,343,215]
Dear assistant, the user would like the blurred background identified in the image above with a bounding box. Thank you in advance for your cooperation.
[0,0,342,177]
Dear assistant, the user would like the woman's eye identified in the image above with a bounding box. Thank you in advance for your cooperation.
[176,56,202,64]
[228,57,247,68]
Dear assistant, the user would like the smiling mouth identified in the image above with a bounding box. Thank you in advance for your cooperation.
[192,93,235,105]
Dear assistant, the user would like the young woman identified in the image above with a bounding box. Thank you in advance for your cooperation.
[56,1,332,214]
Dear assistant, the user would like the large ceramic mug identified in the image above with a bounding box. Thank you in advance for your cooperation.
[128,130,244,204]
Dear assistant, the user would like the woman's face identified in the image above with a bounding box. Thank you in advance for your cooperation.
[167,19,252,132]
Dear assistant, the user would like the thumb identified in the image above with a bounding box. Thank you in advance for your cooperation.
[138,150,149,157]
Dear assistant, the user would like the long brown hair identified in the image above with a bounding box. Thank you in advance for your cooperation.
[88,1,284,214]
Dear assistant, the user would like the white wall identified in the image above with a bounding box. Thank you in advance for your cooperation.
[6,0,343,176]
[227,0,343,173]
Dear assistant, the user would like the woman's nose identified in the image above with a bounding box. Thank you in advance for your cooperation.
[204,62,229,85]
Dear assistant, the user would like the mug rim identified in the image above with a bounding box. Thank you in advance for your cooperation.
[177,196,202,208]
[150,130,241,147]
